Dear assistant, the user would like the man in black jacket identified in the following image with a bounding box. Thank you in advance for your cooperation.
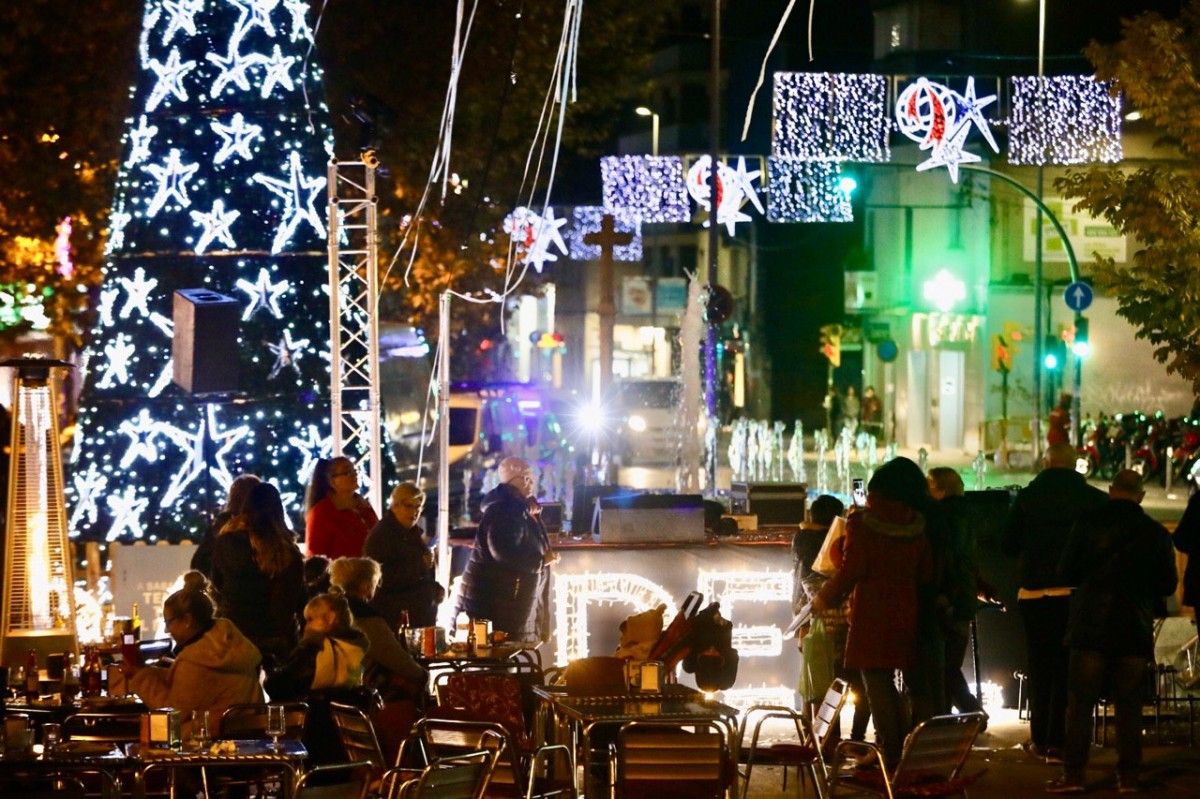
[1002,443,1107,761]
[1169,490,1200,614]
[1046,470,1177,794]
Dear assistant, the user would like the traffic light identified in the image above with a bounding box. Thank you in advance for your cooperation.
[819,324,842,368]
[991,334,1013,373]
[1072,317,1090,357]
[1043,336,1065,371]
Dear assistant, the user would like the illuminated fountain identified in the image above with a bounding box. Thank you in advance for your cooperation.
[674,276,703,492]
[787,420,807,484]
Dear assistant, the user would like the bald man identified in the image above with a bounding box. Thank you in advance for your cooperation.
[1048,470,1176,793]
[1002,442,1107,761]
[455,457,555,640]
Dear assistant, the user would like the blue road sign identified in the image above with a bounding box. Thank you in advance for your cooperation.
[1064,281,1093,312]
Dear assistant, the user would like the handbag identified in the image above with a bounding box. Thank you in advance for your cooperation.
[811,515,847,576]
[798,617,835,701]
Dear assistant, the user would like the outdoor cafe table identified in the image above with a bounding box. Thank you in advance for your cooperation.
[134,738,309,799]
[0,740,133,797]
[531,685,739,793]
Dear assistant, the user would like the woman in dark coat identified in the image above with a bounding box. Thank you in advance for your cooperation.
[211,481,306,663]
[364,482,442,628]
[1172,490,1200,610]
[814,457,933,768]
[455,457,555,641]
[191,474,260,578]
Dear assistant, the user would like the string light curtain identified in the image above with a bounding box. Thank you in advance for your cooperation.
[772,72,890,162]
[600,155,690,224]
[766,158,852,223]
[1008,75,1122,166]
[568,206,643,262]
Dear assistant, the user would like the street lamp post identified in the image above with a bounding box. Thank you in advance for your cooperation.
[635,106,660,157]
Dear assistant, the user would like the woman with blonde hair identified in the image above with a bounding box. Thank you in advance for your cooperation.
[121,572,263,736]
[211,481,306,662]
[329,557,425,693]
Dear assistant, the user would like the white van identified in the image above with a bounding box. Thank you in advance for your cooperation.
[614,378,681,465]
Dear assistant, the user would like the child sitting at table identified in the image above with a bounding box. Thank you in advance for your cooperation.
[265,590,369,700]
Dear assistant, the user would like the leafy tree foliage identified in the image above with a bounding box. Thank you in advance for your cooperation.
[1057,1,1200,392]
[0,1,140,344]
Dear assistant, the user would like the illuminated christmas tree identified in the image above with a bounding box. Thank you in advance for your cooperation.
[71,0,338,542]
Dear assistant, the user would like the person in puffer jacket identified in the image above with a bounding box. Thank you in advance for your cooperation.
[265,590,370,699]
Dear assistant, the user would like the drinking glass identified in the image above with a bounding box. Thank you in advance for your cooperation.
[265,704,286,750]
[188,710,210,751]
[41,723,61,753]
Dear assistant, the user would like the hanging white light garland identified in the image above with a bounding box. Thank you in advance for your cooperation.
[600,155,690,224]
[1008,75,1122,166]
[766,157,853,223]
[568,207,642,262]
[773,72,890,162]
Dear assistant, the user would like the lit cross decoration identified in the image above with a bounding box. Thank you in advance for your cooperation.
[117,266,158,319]
[97,333,137,389]
[106,486,149,541]
[145,47,196,112]
[923,268,967,313]
[143,148,200,217]
[266,329,310,379]
[252,151,327,253]
[117,408,167,468]
[125,115,159,168]
[206,29,268,96]
[106,209,132,254]
[211,113,262,163]
[288,423,333,485]
[69,462,108,529]
[189,199,240,254]
[283,0,313,42]
[160,0,203,46]
[229,0,280,38]
[259,44,297,98]
[895,76,999,183]
[686,155,764,235]
[237,267,289,319]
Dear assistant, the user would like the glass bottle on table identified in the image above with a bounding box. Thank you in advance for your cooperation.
[24,650,39,702]
[81,646,103,698]
[131,602,142,642]
[60,654,80,704]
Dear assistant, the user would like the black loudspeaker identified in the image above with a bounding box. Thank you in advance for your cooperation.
[172,288,240,395]
[729,481,808,525]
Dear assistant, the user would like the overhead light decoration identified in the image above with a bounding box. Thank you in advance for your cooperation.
[1008,75,1122,165]
[772,72,890,162]
[766,158,853,223]
[70,0,345,542]
[895,76,999,183]
[923,269,967,313]
[600,155,691,223]
[685,155,765,235]
[503,206,570,273]
[568,206,642,262]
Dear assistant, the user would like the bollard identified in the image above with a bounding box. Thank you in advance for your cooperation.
[1125,443,1132,470]
[1166,447,1174,492]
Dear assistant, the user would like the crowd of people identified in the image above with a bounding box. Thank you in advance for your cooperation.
[792,445,1186,794]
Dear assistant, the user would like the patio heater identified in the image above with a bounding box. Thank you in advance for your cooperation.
[1,356,78,665]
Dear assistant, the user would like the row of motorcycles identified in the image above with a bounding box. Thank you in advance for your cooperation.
[1078,411,1200,488]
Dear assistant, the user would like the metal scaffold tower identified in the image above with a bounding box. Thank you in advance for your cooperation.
[326,159,383,512]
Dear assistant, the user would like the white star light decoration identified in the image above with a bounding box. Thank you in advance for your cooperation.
[252,151,327,253]
[267,329,311,379]
[259,45,296,98]
[289,424,333,485]
[118,408,166,468]
[96,333,136,389]
[237,267,290,319]
[211,113,263,163]
[160,0,203,46]
[207,405,252,491]
[895,76,999,183]
[283,0,313,42]
[148,359,175,398]
[229,0,280,38]
[125,115,159,168]
[207,29,268,96]
[69,462,108,529]
[506,207,569,273]
[106,486,149,541]
[117,267,158,319]
[686,155,764,235]
[106,210,132,254]
[158,417,207,507]
[145,48,196,112]
[143,148,199,216]
[97,288,119,327]
[190,199,240,253]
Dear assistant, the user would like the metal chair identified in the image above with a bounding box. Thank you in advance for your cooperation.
[403,717,576,799]
[827,712,987,799]
[391,750,500,799]
[0,774,87,799]
[612,719,733,799]
[737,678,850,798]
[62,713,142,743]
[330,702,389,770]
[221,702,309,739]
[294,762,373,799]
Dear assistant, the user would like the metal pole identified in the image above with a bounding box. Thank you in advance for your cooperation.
[703,0,721,494]
[436,292,451,592]
[651,113,660,157]
[1033,0,1047,459]
[1072,312,1083,448]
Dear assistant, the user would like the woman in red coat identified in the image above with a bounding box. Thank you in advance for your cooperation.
[304,457,379,559]
[814,457,933,767]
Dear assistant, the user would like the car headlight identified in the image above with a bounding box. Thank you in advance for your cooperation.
[627,414,647,432]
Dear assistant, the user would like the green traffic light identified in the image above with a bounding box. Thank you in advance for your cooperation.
[838,175,858,196]
[1044,353,1059,370]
